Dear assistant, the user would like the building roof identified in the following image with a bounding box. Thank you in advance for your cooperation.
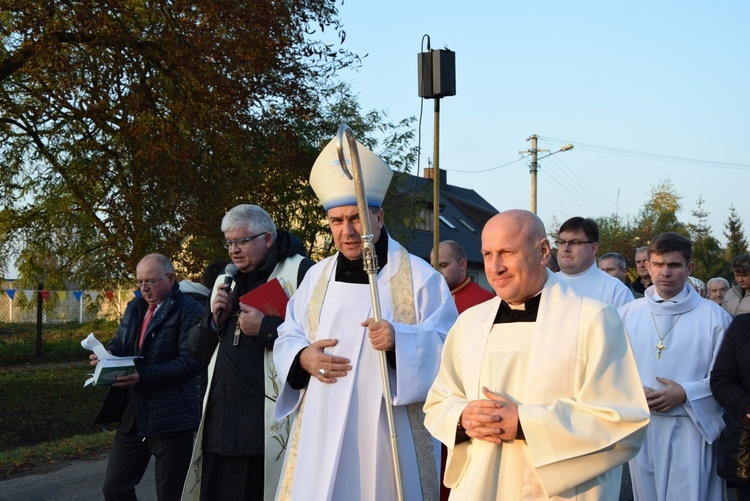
[386,170,499,266]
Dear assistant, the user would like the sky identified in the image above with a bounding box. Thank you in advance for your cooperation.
[327,1,750,248]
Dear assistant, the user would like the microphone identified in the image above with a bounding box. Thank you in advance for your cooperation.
[216,263,238,325]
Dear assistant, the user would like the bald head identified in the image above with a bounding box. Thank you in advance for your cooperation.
[430,240,468,289]
[482,210,551,305]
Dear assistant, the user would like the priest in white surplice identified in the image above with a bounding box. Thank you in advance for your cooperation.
[618,232,732,501]
[272,135,458,501]
[424,210,650,500]
[555,216,634,308]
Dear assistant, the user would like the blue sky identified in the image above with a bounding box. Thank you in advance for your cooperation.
[328,1,750,249]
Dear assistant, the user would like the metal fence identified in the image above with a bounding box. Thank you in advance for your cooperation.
[0,284,132,325]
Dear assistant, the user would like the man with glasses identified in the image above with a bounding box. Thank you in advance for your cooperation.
[184,204,314,501]
[89,253,204,500]
[555,216,634,307]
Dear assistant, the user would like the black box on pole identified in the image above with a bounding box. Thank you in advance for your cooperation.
[417,49,456,99]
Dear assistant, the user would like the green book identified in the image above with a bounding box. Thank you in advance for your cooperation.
[81,333,141,387]
[86,358,138,387]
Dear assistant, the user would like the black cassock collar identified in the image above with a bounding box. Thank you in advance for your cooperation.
[493,293,541,324]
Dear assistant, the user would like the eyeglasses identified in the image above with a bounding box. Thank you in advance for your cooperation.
[136,273,170,289]
[223,232,267,249]
[555,239,593,248]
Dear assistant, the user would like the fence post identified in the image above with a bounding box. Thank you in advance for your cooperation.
[36,282,43,356]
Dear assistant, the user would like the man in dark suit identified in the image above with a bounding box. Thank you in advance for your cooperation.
[89,253,203,500]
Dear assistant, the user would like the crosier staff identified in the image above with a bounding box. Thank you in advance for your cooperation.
[335,123,404,501]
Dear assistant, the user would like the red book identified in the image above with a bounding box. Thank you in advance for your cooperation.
[238,278,289,318]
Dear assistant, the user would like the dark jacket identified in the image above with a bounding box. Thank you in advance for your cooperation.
[189,230,314,455]
[711,313,750,427]
[94,282,204,437]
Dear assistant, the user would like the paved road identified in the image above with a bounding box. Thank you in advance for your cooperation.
[0,454,155,501]
[2,454,631,501]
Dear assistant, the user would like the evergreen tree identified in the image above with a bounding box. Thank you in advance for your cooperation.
[688,196,727,280]
[724,204,749,263]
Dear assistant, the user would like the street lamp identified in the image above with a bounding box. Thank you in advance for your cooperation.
[520,135,574,213]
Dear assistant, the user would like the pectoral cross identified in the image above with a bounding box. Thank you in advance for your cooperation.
[655,340,666,359]
[233,322,241,346]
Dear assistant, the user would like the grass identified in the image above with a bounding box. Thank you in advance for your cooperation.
[0,318,116,366]
[0,320,120,479]
[0,431,114,478]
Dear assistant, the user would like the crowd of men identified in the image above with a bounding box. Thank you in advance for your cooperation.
[87,135,750,501]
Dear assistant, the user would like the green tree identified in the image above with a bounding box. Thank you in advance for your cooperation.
[633,178,689,243]
[1,1,415,287]
[596,214,638,270]
[724,204,748,263]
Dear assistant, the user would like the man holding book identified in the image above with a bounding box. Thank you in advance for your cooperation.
[89,253,204,500]
[183,204,314,501]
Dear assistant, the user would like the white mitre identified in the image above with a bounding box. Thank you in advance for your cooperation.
[309,135,393,210]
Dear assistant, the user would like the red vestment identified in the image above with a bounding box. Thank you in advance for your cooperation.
[451,276,495,314]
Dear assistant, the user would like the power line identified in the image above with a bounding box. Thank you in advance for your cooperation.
[539,136,750,171]
[443,156,525,174]
[543,152,618,213]
[540,166,615,217]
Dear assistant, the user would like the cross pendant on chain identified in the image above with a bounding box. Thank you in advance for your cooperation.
[233,322,241,346]
[655,340,666,359]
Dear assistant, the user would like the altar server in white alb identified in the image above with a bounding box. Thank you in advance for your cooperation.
[618,232,732,501]
[424,209,649,500]
[272,134,458,501]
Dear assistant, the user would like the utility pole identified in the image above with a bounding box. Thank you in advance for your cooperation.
[432,99,440,264]
[520,135,573,214]
[520,135,547,214]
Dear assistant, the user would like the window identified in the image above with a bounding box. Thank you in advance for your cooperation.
[439,215,456,229]
[456,217,475,232]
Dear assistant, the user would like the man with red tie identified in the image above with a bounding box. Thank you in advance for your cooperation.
[88,253,204,500]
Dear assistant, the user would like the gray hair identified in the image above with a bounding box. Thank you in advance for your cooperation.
[221,204,277,240]
[707,277,730,289]
[599,252,626,270]
[635,246,649,256]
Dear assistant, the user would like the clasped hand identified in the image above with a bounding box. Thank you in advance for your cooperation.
[460,387,519,443]
[644,377,686,412]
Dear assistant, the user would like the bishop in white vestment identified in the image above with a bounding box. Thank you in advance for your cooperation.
[272,133,458,501]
